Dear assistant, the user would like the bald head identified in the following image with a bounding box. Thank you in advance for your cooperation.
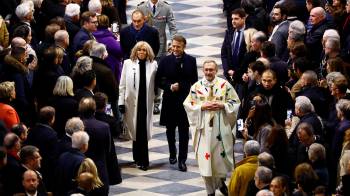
[22,170,39,194]
[11,37,27,48]
[310,7,326,25]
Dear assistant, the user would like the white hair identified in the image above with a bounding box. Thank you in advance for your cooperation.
[65,3,81,17]
[54,30,69,43]
[88,0,102,14]
[323,29,340,41]
[295,96,315,113]
[15,2,33,20]
[289,20,305,40]
[244,140,260,156]
[256,190,274,196]
[65,117,85,135]
[72,131,90,149]
[90,43,107,58]
[71,56,93,77]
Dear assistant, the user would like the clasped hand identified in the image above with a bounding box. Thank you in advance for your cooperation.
[201,101,224,111]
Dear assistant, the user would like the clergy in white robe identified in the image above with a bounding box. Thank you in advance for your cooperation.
[183,60,240,195]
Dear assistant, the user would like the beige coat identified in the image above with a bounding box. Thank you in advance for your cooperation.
[0,17,9,48]
[118,59,157,141]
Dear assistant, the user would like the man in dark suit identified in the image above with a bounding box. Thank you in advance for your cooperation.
[15,170,48,196]
[25,106,59,191]
[64,3,81,48]
[269,4,290,61]
[55,131,88,196]
[75,69,96,102]
[79,97,111,195]
[221,8,253,98]
[156,35,198,172]
[72,11,97,53]
[57,117,85,155]
[90,43,119,117]
[120,9,160,59]
[1,133,23,196]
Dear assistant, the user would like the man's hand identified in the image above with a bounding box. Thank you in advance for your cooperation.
[170,83,179,92]
[228,70,234,76]
[201,101,224,111]
[242,73,249,83]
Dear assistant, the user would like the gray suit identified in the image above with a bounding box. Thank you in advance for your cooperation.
[138,0,177,57]
[270,20,290,61]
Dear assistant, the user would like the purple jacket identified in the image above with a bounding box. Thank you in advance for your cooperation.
[93,28,123,82]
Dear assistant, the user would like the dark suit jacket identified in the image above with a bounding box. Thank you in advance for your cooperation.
[57,134,72,156]
[221,28,247,82]
[49,96,78,138]
[26,123,59,191]
[156,53,198,127]
[91,56,119,116]
[296,86,329,119]
[1,153,23,196]
[120,24,160,59]
[55,148,85,196]
[82,117,111,193]
[306,20,330,66]
[271,20,290,61]
[64,16,80,48]
[75,88,94,102]
[72,28,95,53]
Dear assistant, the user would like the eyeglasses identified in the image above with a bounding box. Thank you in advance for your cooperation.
[90,20,98,25]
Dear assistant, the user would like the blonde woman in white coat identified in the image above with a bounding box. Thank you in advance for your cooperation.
[118,41,157,171]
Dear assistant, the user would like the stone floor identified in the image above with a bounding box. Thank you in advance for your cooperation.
[109,1,243,195]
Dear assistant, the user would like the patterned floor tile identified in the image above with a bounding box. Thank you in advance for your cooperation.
[145,182,204,195]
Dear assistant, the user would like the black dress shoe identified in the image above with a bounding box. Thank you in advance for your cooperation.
[219,181,228,196]
[208,193,215,196]
[178,162,187,172]
[139,165,148,171]
[169,157,177,164]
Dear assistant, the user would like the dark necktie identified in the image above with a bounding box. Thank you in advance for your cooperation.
[153,5,156,15]
[231,30,241,66]
[232,30,241,58]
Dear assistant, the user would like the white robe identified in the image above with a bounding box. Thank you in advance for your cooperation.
[184,77,240,177]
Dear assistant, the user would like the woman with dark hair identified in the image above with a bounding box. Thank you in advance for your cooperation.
[265,125,289,174]
[243,94,276,151]
[93,14,123,82]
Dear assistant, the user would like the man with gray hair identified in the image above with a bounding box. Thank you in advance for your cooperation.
[258,152,275,170]
[12,2,39,49]
[256,189,274,196]
[64,3,81,45]
[58,117,85,154]
[229,140,260,196]
[297,70,328,118]
[288,20,306,42]
[55,131,89,195]
[305,7,331,66]
[90,42,119,117]
[246,166,273,196]
[55,30,72,74]
[88,0,102,15]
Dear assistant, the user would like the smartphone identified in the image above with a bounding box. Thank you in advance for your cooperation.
[111,22,119,33]
[105,103,113,116]
[237,119,244,132]
[287,110,292,120]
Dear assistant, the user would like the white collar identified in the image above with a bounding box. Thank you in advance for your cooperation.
[202,77,218,87]
[149,1,158,8]
[25,191,37,196]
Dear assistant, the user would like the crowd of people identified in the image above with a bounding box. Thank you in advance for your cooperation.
[0,0,350,196]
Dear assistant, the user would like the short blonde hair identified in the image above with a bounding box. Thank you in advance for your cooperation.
[0,81,15,101]
[53,76,74,96]
[78,158,103,189]
[130,41,155,62]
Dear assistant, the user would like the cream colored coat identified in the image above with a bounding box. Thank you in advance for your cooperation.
[118,59,157,141]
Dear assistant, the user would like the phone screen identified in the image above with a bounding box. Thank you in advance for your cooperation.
[237,119,244,131]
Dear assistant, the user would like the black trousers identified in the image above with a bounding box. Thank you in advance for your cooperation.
[132,126,149,167]
[166,125,189,162]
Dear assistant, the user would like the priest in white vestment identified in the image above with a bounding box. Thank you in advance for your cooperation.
[183,60,240,196]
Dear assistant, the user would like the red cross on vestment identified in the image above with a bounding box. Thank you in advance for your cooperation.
[205,152,210,160]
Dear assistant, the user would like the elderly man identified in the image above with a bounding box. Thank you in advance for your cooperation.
[58,117,85,155]
[229,140,260,196]
[156,35,198,171]
[55,131,89,196]
[88,0,102,15]
[137,0,177,58]
[90,42,119,117]
[120,9,159,59]
[64,3,81,45]
[72,11,98,53]
[296,70,328,118]
[318,29,340,77]
[184,60,240,196]
[54,30,71,74]
[305,7,331,66]
[246,166,273,196]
